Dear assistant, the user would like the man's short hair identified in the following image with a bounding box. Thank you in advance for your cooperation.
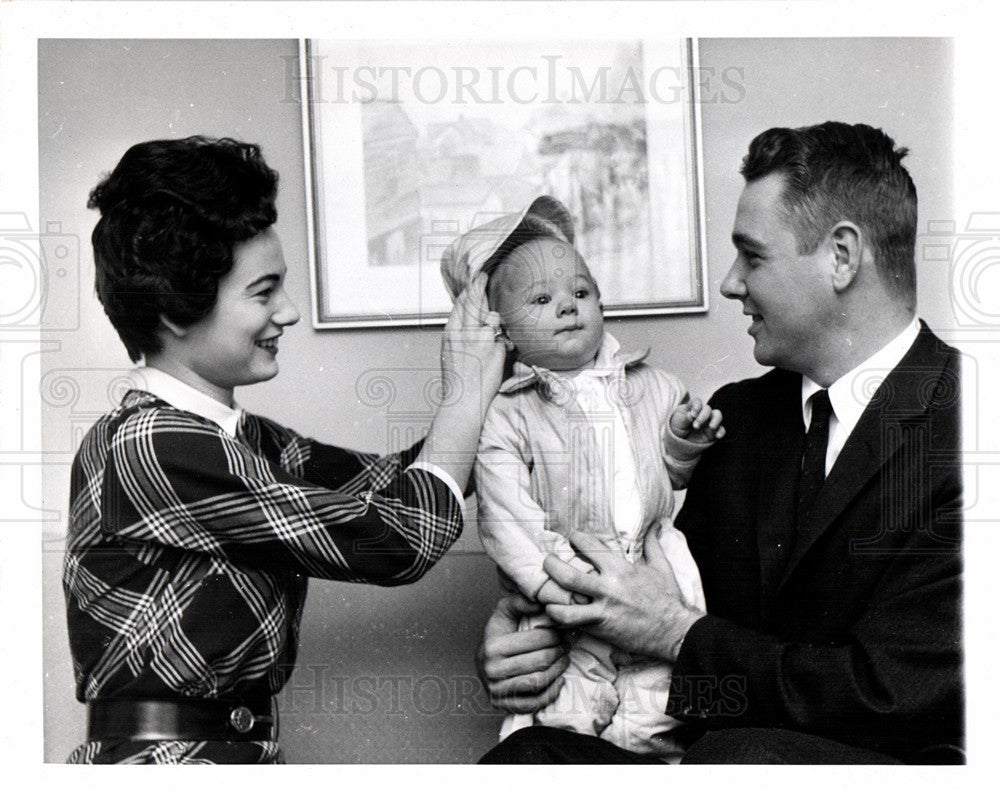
[740,121,917,307]
[88,136,279,362]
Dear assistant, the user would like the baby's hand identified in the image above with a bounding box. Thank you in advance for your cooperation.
[670,398,725,444]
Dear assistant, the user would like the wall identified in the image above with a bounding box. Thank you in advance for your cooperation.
[38,37,954,762]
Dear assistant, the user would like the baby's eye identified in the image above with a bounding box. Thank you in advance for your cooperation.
[574,289,590,298]
[533,295,550,305]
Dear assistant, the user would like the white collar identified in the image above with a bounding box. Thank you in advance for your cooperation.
[499,332,648,394]
[129,366,244,437]
[574,332,625,380]
[801,317,921,433]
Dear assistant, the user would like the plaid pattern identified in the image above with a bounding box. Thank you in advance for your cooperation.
[63,389,462,763]
[66,739,283,765]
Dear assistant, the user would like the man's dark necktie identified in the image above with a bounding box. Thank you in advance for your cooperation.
[797,389,833,527]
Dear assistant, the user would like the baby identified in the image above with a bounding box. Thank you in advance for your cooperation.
[441,196,724,759]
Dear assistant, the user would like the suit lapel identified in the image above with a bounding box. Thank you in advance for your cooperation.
[777,323,949,590]
[756,371,804,609]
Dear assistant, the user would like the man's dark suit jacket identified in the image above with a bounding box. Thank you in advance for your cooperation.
[669,322,963,763]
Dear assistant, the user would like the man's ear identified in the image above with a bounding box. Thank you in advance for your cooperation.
[829,221,863,293]
[159,315,187,338]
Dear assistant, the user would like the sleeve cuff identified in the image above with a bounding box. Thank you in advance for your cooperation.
[405,461,466,507]
[662,421,711,464]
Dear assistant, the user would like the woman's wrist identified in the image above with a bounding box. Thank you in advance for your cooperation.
[415,401,487,490]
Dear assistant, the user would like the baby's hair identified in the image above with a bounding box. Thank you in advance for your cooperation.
[483,214,569,280]
[484,213,576,309]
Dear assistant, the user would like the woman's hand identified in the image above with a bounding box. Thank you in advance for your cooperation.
[416,273,506,492]
[477,593,569,714]
[439,272,506,412]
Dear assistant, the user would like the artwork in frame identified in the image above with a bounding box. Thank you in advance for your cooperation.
[301,39,708,328]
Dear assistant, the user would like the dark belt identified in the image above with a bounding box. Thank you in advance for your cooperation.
[87,696,278,742]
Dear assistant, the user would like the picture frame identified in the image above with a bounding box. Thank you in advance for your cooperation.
[301,38,708,329]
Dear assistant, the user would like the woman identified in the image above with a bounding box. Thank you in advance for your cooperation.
[63,136,505,763]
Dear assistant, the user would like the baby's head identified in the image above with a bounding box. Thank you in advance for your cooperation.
[440,196,605,372]
[485,221,604,372]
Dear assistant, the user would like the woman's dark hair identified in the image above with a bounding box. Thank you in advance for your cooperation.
[88,136,279,361]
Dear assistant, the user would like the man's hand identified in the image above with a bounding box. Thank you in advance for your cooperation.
[542,529,704,662]
[535,578,574,605]
[477,593,569,714]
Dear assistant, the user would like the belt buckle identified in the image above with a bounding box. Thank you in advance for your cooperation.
[229,705,256,735]
[228,700,278,739]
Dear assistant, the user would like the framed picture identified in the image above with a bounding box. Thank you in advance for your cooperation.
[301,39,708,328]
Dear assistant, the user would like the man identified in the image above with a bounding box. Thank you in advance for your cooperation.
[476,121,963,764]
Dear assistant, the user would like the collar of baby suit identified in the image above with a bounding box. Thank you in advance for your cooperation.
[498,333,649,395]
